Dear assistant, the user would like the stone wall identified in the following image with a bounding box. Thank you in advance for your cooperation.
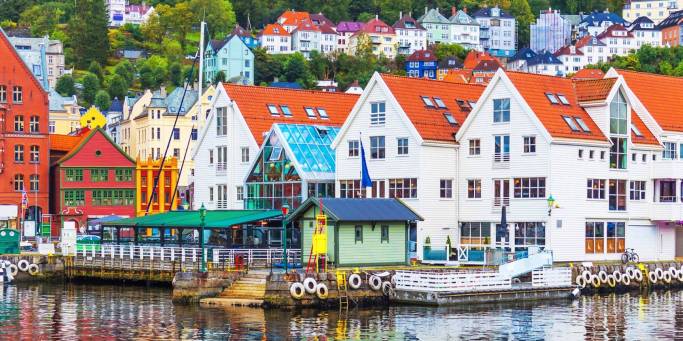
[172,271,243,303]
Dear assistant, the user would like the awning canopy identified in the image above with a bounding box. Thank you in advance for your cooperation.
[103,210,282,229]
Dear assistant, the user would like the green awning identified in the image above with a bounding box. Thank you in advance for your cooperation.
[103,210,282,229]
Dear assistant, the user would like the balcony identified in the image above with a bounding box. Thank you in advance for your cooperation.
[216,162,227,175]
[650,202,683,222]
[493,153,510,168]
[493,197,510,208]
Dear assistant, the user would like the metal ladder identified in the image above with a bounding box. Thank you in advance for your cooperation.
[336,270,349,309]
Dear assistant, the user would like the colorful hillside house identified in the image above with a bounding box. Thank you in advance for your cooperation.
[136,156,179,217]
[50,128,136,235]
[405,50,438,79]
[80,106,107,129]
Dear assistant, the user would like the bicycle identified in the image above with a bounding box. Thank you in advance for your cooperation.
[621,248,639,264]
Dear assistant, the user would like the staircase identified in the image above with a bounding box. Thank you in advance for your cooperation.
[200,271,267,307]
[498,247,553,279]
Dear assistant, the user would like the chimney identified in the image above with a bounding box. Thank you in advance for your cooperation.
[463,7,467,14]
[425,7,428,15]
[399,11,403,20]
[375,14,378,20]
[452,6,456,17]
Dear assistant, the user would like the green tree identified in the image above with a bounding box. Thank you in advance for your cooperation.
[433,43,468,60]
[107,74,128,100]
[94,90,111,111]
[169,62,184,86]
[81,72,100,107]
[510,0,535,48]
[114,60,136,87]
[284,53,314,88]
[213,70,227,84]
[161,37,183,63]
[55,74,75,97]
[19,2,71,37]
[88,61,104,85]
[0,0,33,23]
[189,0,237,37]
[68,0,110,68]
[155,2,194,48]
[138,55,169,89]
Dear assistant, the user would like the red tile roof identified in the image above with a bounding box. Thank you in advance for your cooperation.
[360,18,394,35]
[260,23,290,36]
[630,110,660,145]
[406,50,437,62]
[380,74,485,143]
[278,11,310,26]
[554,45,583,56]
[463,50,498,69]
[294,20,320,32]
[49,134,85,152]
[573,78,616,102]
[571,68,605,80]
[506,72,607,142]
[318,23,337,34]
[442,69,472,83]
[617,69,683,132]
[596,24,633,39]
[223,84,359,145]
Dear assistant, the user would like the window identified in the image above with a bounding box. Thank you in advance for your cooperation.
[494,135,510,162]
[241,147,250,163]
[0,85,5,102]
[216,107,227,136]
[663,142,677,159]
[606,222,626,253]
[370,136,385,159]
[493,98,510,123]
[610,92,628,135]
[236,186,244,201]
[348,140,359,157]
[173,148,180,157]
[460,222,491,245]
[209,149,214,164]
[64,190,84,206]
[14,145,24,163]
[585,222,605,254]
[90,169,108,182]
[610,137,627,169]
[546,93,559,104]
[172,128,180,140]
[440,179,453,198]
[216,184,228,208]
[469,139,480,155]
[514,222,546,248]
[397,138,409,155]
[317,108,328,119]
[339,180,364,198]
[13,174,24,191]
[281,105,292,117]
[587,179,606,199]
[562,116,580,132]
[513,178,546,198]
[370,102,386,125]
[267,104,279,116]
[381,225,389,243]
[523,136,536,153]
[191,128,198,140]
[65,169,83,182]
[467,179,482,198]
[433,97,447,108]
[630,181,646,200]
[575,117,590,132]
[371,180,385,198]
[659,180,677,202]
[269,146,282,161]
[115,169,133,182]
[29,174,39,192]
[29,116,39,133]
[304,107,316,118]
[578,149,584,158]
[12,86,22,103]
[600,151,606,160]
[49,120,55,133]
[421,96,434,107]
[609,179,627,211]
[557,94,570,105]
[642,154,647,162]
[355,225,363,243]
[444,113,458,126]
[388,178,417,198]
[209,187,214,202]
[14,115,24,132]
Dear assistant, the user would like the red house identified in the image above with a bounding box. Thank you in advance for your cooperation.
[50,128,136,235]
[0,28,50,228]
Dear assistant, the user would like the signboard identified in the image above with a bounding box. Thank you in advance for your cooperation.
[23,221,35,237]
[312,214,327,255]
[0,205,18,220]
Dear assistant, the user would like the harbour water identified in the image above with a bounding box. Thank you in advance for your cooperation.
[1,283,683,340]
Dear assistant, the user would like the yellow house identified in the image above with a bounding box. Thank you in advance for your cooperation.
[349,17,397,59]
[118,85,215,193]
[80,106,107,129]
[48,89,82,135]
[136,156,179,216]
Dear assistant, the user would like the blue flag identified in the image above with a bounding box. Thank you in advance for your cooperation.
[360,140,372,188]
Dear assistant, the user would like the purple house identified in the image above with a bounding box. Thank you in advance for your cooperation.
[336,21,365,52]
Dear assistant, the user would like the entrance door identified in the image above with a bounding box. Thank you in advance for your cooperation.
[493,179,510,207]
[496,223,510,250]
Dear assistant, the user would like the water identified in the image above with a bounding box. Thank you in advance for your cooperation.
[1,283,683,340]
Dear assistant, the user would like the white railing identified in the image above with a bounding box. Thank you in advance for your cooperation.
[74,244,301,268]
[216,162,227,174]
[493,197,510,207]
[393,270,511,293]
[531,267,572,288]
[493,153,510,163]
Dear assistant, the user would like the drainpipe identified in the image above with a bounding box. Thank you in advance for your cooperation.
[39,38,49,90]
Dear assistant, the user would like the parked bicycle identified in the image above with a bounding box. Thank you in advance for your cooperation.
[621,248,639,264]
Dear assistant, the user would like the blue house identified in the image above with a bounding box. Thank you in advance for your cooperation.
[507,47,537,72]
[203,34,254,85]
[405,50,438,79]
[231,24,260,49]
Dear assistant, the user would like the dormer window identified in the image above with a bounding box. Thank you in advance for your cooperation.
[317,107,329,119]
[575,117,591,132]
[281,105,292,117]
[304,107,317,118]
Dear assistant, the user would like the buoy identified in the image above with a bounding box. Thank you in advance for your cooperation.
[27,264,39,276]
[369,275,382,291]
[648,271,658,284]
[591,274,601,288]
[315,283,329,299]
[622,274,631,286]
[669,267,679,278]
[390,276,396,286]
[303,277,318,294]
[598,270,608,284]
[677,271,683,282]
[348,274,362,289]
[663,271,672,284]
[572,287,581,298]
[576,275,586,289]
[582,270,592,283]
[607,274,617,288]
[612,271,622,283]
[655,268,664,280]
[8,264,17,277]
[381,281,392,296]
[625,267,635,279]
[634,269,643,282]
[290,282,305,300]
[17,260,29,272]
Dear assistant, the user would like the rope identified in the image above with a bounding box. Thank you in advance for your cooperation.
[169,123,195,209]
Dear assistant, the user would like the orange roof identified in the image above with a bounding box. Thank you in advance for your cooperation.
[573,78,616,102]
[49,134,86,152]
[294,20,320,32]
[278,10,310,26]
[506,72,607,142]
[463,50,498,70]
[380,74,485,143]
[223,84,359,145]
[617,69,683,132]
[571,68,605,80]
[630,110,660,145]
[442,69,472,83]
[261,23,290,36]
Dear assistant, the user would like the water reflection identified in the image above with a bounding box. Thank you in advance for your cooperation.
[1,283,683,340]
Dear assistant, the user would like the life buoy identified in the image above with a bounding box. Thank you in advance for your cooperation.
[612,271,622,283]
[27,264,39,276]
[663,271,672,284]
[8,264,17,277]
[18,260,29,272]
[576,275,586,289]
[607,274,617,288]
[303,277,318,294]
[290,283,305,300]
[591,274,601,288]
[348,274,362,289]
[622,274,631,286]
[582,270,592,283]
[677,270,683,282]
[381,281,392,296]
[655,268,664,280]
[390,276,396,286]
[625,267,635,279]
[316,283,329,299]
[669,267,678,278]
[634,269,643,282]
[648,271,658,284]
[598,270,608,284]
[369,275,382,291]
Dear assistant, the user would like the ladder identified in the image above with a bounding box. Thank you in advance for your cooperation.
[336,270,349,309]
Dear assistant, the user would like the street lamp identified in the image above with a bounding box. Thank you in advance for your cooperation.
[199,203,207,272]
[281,203,290,273]
[547,195,556,217]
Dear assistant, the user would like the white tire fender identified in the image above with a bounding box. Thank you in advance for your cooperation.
[27,263,39,276]
[315,283,329,299]
[381,281,392,296]
[348,274,362,289]
[290,282,305,300]
[17,260,29,272]
[369,275,382,291]
[303,277,318,294]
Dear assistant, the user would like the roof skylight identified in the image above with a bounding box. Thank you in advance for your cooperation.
[433,97,447,108]
[574,117,591,132]
[317,107,329,119]
[421,96,435,107]
[304,107,317,118]
[456,99,471,112]
[444,113,458,126]
[557,94,570,105]
[562,116,580,132]
[546,93,559,104]
[281,105,292,117]
[267,104,280,116]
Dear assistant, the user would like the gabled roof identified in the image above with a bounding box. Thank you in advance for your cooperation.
[554,45,583,56]
[573,78,617,102]
[442,69,472,83]
[260,23,290,37]
[360,17,394,34]
[108,97,123,113]
[630,110,660,145]
[319,23,337,34]
[505,71,607,142]
[417,8,450,24]
[222,84,359,145]
[55,128,135,165]
[293,20,320,33]
[657,9,683,28]
[0,27,47,95]
[473,59,503,72]
[616,69,683,132]
[571,68,604,80]
[310,13,335,27]
[393,14,425,30]
[49,134,85,152]
[336,21,365,33]
[278,10,310,26]
[438,56,463,69]
[596,24,633,39]
[209,39,227,52]
[576,35,606,48]
[380,74,485,143]
[579,11,626,27]
[406,49,437,62]
[509,47,537,62]
[473,6,514,19]
[629,16,658,31]
[526,51,563,66]
[231,24,252,38]
[286,197,423,223]
[450,10,478,25]
[463,50,498,69]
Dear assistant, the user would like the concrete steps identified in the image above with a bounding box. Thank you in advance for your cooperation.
[211,271,268,305]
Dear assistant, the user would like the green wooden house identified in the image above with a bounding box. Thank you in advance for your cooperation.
[287,198,423,267]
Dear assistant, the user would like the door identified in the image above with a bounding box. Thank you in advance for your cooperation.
[496,223,511,250]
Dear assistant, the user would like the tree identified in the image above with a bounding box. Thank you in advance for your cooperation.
[107,74,128,100]
[161,38,183,63]
[19,2,71,37]
[81,72,100,107]
[213,70,226,84]
[55,75,76,97]
[94,90,111,111]
[88,61,104,85]
[138,55,169,89]
[189,0,237,37]
[114,60,136,87]
[0,0,33,23]
[155,2,194,48]
[169,62,184,86]
[68,0,110,68]
[433,43,468,60]
[510,0,535,48]
[284,53,315,88]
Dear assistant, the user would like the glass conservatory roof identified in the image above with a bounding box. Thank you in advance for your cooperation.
[274,123,339,177]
